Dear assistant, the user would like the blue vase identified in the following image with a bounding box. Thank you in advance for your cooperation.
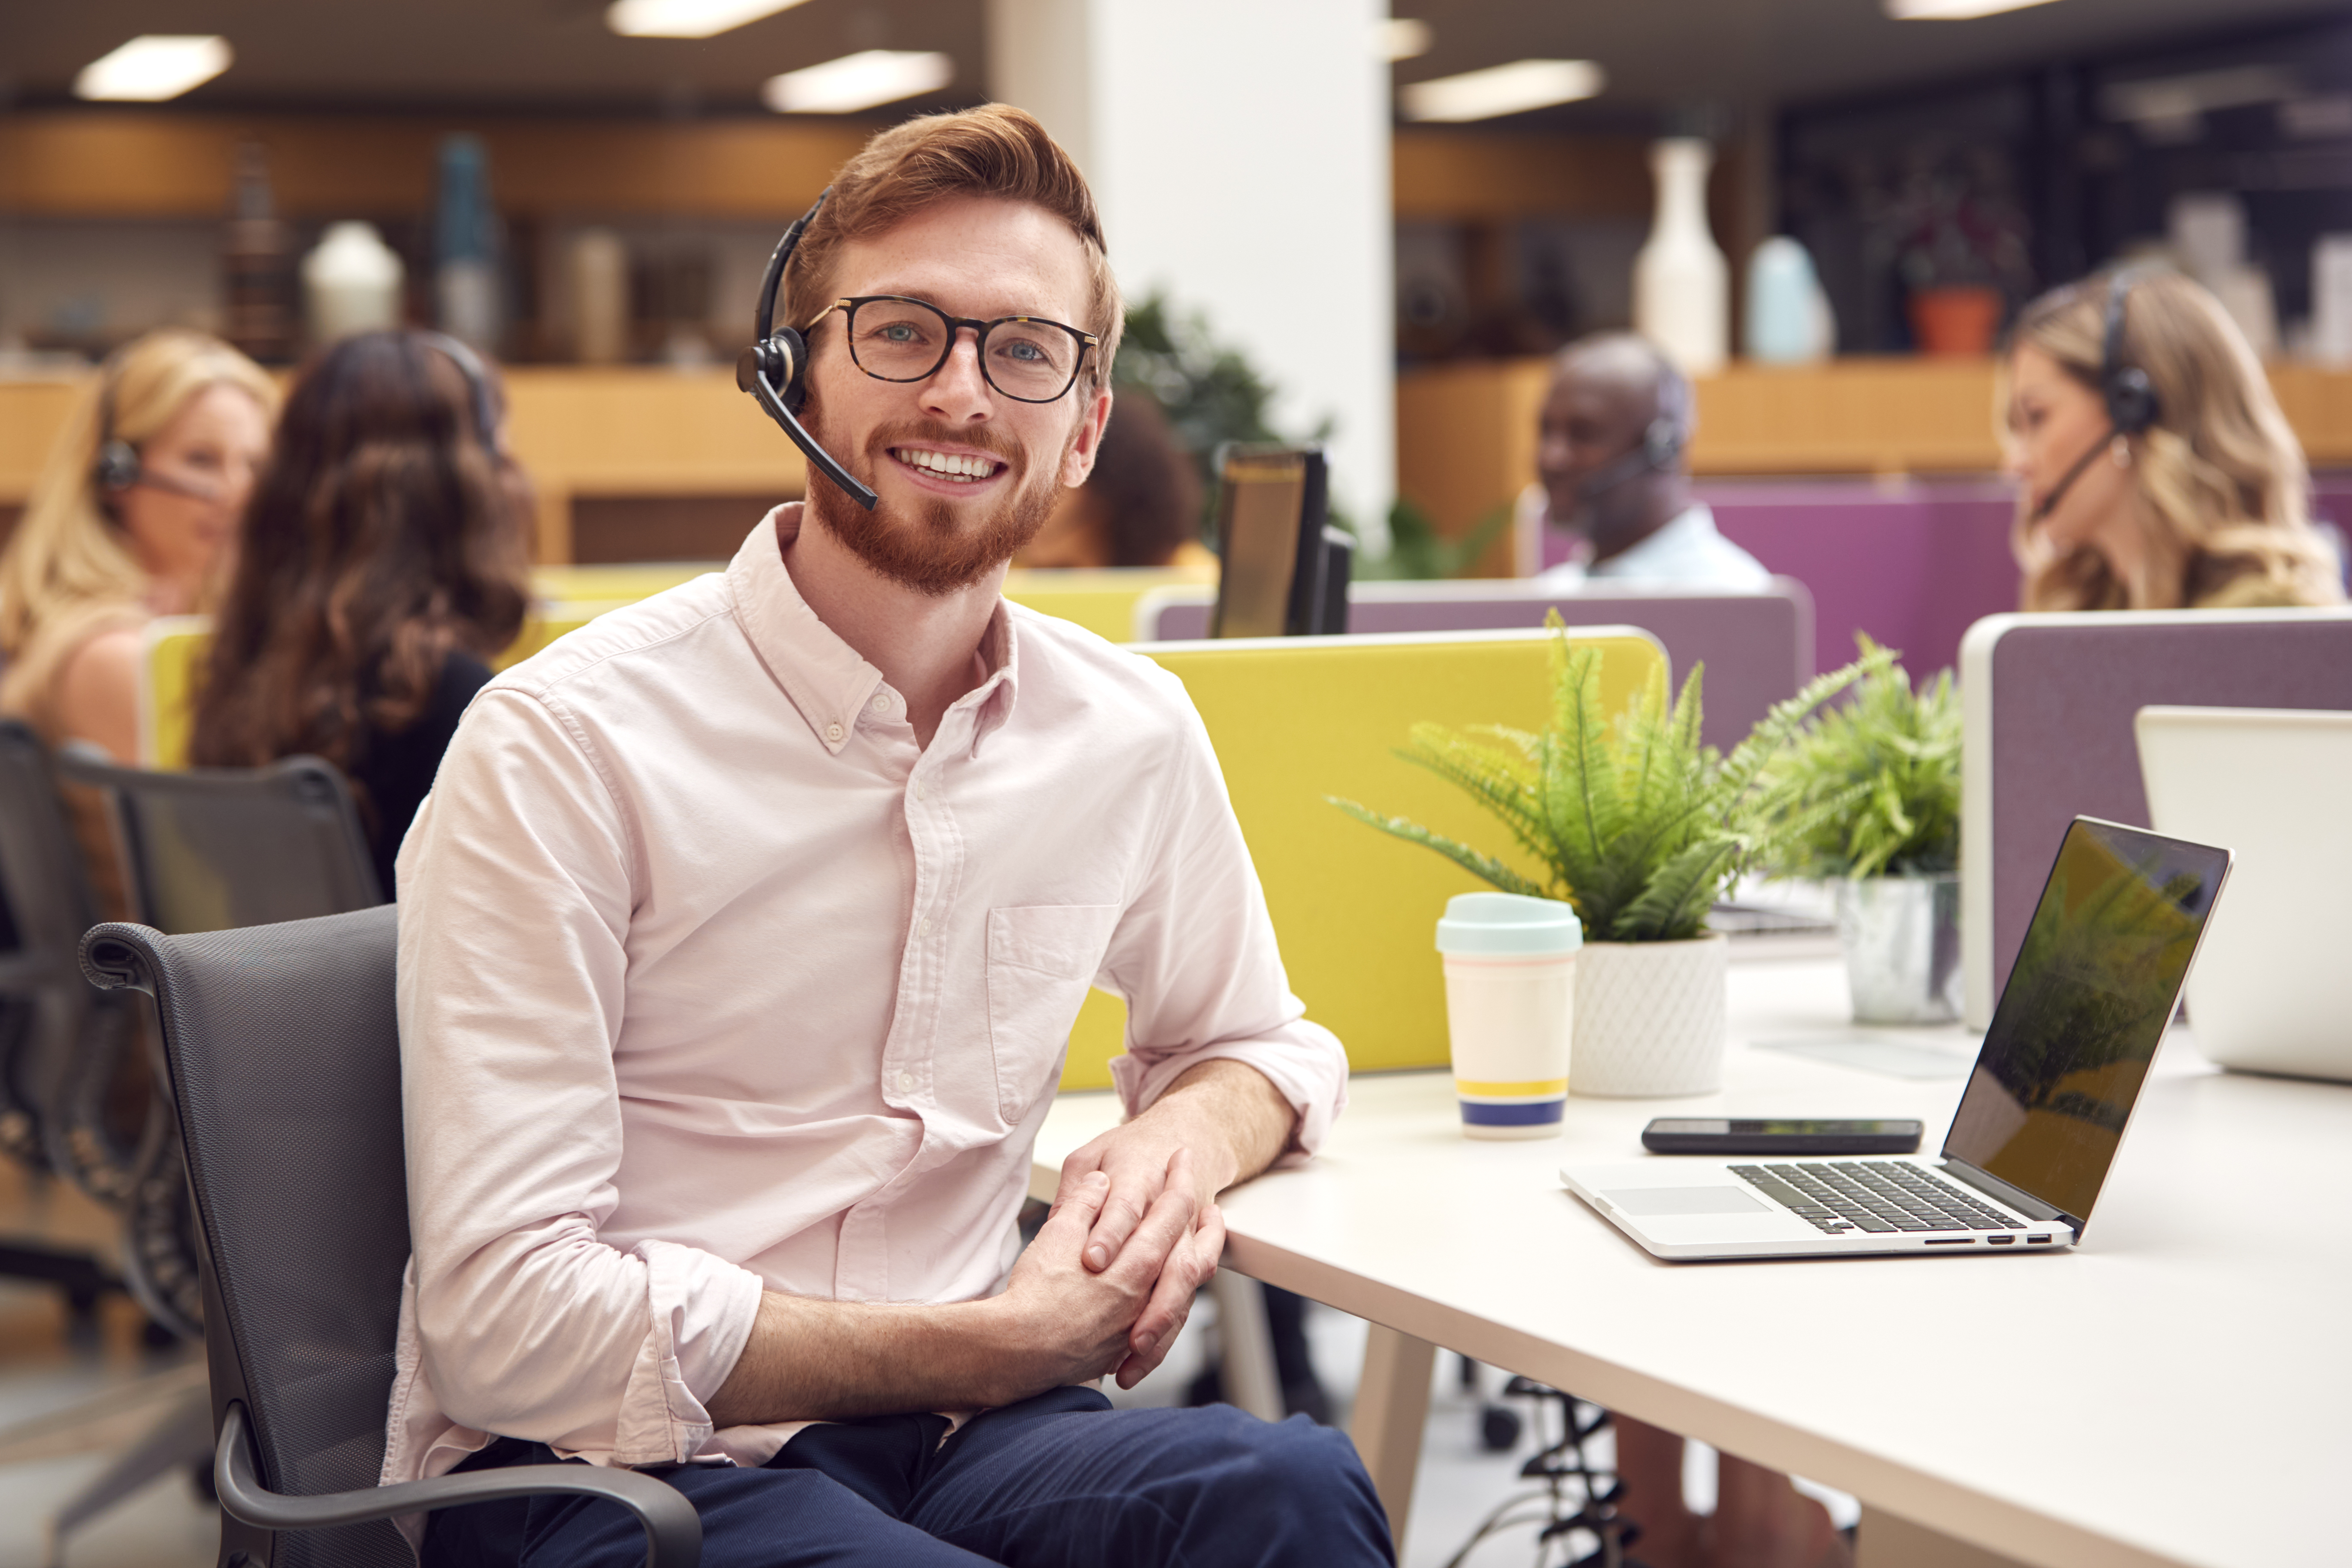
[1744,236,1831,364]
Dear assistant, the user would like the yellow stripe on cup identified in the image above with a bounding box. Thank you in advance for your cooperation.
[1454,1078,1568,1097]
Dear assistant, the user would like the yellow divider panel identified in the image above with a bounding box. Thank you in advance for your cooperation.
[1002,564,1217,645]
[1057,628,1664,1090]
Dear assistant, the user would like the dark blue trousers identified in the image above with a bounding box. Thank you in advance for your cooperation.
[420,1385,1393,1568]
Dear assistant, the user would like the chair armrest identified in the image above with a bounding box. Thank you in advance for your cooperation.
[214,1401,701,1568]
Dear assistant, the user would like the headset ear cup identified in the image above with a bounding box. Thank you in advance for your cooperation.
[1644,416,1683,470]
[95,439,141,493]
[775,328,810,416]
[2107,367,2159,436]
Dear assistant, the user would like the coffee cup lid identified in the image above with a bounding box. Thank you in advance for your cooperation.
[1435,891,1582,956]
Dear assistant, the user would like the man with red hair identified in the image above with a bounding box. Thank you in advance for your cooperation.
[387,105,1389,1566]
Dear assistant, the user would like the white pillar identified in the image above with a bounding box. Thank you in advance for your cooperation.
[990,0,1395,545]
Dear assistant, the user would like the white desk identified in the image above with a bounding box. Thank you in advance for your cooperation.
[1032,955,2352,1568]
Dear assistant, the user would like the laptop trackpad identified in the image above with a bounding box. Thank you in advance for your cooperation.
[1607,1187,1768,1216]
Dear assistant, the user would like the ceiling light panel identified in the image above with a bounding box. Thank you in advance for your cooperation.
[606,0,809,40]
[1883,0,2063,19]
[763,51,955,115]
[1400,59,1604,123]
[74,35,233,102]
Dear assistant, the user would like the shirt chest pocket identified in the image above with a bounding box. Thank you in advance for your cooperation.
[985,904,1120,1124]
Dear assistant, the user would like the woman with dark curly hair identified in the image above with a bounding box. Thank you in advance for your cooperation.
[190,329,531,895]
[1016,389,1211,569]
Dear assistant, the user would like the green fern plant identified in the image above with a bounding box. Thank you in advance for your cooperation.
[1331,616,1890,943]
[1756,636,1960,882]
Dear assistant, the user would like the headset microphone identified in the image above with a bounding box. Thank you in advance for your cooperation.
[738,189,879,511]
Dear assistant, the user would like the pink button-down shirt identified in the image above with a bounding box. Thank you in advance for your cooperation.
[381,507,1348,1498]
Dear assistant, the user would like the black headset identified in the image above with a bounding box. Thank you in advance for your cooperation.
[1576,411,1688,502]
[736,188,880,511]
[2034,270,2162,521]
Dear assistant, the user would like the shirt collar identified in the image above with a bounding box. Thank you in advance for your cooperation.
[726,505,1020,758]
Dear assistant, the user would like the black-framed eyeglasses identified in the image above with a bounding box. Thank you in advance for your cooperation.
[809,295,1099,404]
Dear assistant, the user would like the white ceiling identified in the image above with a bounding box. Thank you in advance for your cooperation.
[0,0,2338,120]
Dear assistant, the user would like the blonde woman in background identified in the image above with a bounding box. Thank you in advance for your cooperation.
[0,330,276,760]
[2004,268,2342,611]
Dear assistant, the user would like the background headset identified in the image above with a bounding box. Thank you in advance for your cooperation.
[418,329,505,460]
[2033,268,2162,521]
[1576,411,1688,501]
[736,188,880,511]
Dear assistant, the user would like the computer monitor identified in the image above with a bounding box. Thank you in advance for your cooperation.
[1209,444,1351,638]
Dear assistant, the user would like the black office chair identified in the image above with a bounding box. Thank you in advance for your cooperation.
[81,905,699,1568]
[53,747,387,1337]
[0,722,130,1321]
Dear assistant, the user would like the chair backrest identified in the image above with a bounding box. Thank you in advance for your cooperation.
[1131,579,1812,753]
[1056,627,1665,1086]
[55,750,384,933]
[0,720,119,1173]
[1958,608,2352,1026]
[82,904,411,1568]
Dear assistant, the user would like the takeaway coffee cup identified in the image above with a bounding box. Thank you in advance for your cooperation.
[1436,892,1582,1139]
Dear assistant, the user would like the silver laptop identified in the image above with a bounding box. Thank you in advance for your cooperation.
[1562,818,2230,1260]
[2136,704,2352,1083]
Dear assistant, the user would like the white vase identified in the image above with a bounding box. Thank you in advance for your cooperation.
[569,229,630,365]
[1835,874,1962,1025]
[301,221,404,347]
[1633,138,1729,378]
[1569,936,1727,1097]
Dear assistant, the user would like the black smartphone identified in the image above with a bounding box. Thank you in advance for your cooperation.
[1640,1118,1924,1155]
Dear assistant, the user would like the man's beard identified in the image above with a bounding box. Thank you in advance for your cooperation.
[802,409,1066,597]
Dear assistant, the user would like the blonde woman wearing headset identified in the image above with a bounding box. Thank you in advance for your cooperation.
[2004,268,2343,611]
[0,329,276,761]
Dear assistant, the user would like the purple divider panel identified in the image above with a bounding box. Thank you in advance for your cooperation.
[1986,615,2352,1002]
[1147,585,1812,754]
[1538,477,2020,679]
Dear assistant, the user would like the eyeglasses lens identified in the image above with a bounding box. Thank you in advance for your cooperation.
[848,300,1079,401]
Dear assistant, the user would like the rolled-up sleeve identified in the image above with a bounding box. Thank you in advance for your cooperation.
[1098,700,1348,1162]
[396,688,765,1465]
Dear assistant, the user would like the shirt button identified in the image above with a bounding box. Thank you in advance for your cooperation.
[825,722,845,744]
[918,916,931,937]
[870,693,891,714]
[896,1070,914,1093]
[913,779,927,801]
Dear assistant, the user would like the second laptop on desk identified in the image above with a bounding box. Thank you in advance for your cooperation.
[1562,817,2230,1260]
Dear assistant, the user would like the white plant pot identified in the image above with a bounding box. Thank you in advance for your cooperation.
[1570,936,1728,1097]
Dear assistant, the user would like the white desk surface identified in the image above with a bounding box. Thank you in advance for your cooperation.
[1032,954,2352,1568]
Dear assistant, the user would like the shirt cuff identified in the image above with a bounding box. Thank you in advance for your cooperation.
[1108,1016,1349,1166]
[611,1238,767,1467]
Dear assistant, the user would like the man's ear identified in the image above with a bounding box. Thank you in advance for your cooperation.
[1060,386,1115,488]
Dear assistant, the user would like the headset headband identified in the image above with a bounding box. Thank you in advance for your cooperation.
[418,330,503,456]
[2100,270,2160,437]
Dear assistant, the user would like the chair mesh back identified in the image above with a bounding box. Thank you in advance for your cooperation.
[0,723,118,1172]
[118,905,411,1568]
[60,754,384,934]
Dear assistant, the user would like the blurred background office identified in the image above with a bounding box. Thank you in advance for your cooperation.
[2,0,2350,1564]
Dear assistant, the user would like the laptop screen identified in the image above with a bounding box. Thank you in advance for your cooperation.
[1943,818,2230,1226]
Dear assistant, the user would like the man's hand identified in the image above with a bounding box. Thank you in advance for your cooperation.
[707,1149,1215,1426]
[996,1151,1225,1391]
[1052,1059,1298,1363]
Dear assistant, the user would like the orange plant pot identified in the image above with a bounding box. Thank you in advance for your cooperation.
[1908,285,2003,356]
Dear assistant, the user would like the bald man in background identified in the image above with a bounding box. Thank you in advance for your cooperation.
[1528,334,1771,589]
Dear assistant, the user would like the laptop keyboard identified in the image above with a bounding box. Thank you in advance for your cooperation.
[1730,1161,2024,1236]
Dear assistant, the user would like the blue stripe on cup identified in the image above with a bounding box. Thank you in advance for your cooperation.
[1460,1098,1565,1127]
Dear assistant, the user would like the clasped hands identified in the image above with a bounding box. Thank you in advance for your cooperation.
[998,1117,1234,1393]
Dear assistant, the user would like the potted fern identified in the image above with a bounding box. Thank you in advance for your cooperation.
[1758,638,1963,1024]
[1333,621,1884,1097]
